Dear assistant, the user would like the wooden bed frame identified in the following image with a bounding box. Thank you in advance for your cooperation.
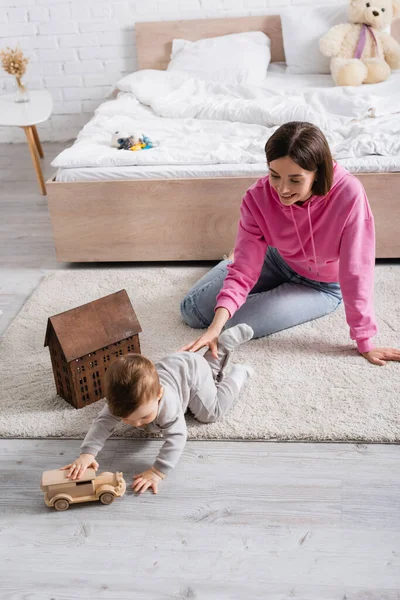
[47,15,400,261]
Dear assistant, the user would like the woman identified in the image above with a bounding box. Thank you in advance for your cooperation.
[180,121,400,367]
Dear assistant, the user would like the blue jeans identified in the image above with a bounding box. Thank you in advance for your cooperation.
[180,247,343,339]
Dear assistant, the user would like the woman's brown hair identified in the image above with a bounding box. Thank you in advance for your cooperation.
[105,354,160,418]
[265,122,334,196]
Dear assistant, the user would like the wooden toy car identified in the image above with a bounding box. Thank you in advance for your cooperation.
[40,468,126,511]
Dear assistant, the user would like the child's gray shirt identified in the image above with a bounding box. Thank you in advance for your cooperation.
[80,352,210,475]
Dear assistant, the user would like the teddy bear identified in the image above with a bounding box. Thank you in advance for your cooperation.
[111,130,156,151]
[319,0,400,86]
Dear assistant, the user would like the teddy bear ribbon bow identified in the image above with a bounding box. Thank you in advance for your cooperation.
[354,24,380,59]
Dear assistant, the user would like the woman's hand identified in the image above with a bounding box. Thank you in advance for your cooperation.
[179,325,220,359]
[362,347,400,366]
[132,467,165,495]
[60,454,99,480]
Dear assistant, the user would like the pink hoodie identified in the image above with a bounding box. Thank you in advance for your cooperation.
[216,163,377,353]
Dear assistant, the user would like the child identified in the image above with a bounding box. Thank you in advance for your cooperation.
[61,323,254,494]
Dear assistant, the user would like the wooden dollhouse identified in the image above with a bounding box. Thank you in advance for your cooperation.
[44,289,142,409]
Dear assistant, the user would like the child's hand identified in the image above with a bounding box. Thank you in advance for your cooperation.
[132,467,165,494]
[60,454,99,480]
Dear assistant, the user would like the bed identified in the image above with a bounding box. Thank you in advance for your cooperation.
[47,15,400,261]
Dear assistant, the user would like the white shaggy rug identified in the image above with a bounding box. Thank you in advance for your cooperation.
[0,266,399,441]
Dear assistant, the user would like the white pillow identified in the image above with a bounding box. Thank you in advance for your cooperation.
[281,5,349,74]
[167,31,271,85]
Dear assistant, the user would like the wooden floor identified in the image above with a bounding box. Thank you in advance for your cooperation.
[0,141,64,335]
[1,142,400,599]
[1,439,400,599]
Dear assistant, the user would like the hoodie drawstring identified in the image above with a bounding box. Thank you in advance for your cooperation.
[290,204,319,276]
[307,203,319,276]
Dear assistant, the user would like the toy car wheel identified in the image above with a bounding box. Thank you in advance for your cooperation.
[54,498,70,511]
[100,492,115,505]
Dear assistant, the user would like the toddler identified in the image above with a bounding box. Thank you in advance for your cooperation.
[61,323,254,494]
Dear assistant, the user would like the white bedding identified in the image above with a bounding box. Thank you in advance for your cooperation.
[55,156,400,183]
[52,64,400,176]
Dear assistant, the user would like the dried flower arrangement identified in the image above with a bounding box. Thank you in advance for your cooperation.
[0,45,30,101]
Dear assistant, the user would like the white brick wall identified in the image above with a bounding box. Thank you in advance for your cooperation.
[0,0,345,143]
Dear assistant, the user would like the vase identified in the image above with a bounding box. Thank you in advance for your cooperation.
[14,77,29,103]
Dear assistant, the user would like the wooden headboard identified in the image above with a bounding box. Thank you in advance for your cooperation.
[135,14,400,71]
[135,15,285,70]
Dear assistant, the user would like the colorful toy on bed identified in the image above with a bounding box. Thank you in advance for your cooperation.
[111,130,156,151]
[319,0,400,86]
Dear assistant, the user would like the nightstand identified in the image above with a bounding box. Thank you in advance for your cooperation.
[0,90,53,195]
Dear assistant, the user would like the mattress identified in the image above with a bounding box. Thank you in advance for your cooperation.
[53,63,400,181]
[55,155,400,183]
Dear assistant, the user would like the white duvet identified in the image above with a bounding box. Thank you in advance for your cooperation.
[52,67,400,170]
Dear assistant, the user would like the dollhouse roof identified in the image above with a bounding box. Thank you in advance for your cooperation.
[44,289,142,362]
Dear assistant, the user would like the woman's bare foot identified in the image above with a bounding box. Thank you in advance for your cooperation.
[223,248,235,261]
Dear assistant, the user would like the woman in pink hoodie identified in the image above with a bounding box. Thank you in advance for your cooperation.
[180,122,400,366]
